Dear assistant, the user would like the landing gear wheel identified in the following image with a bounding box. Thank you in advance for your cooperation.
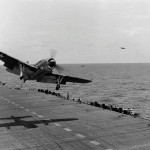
[45,122,48,125]
[56,84,60,90]
[20,75,24,80]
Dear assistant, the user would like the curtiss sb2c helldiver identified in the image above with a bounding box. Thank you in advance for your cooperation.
[0,51,92,90]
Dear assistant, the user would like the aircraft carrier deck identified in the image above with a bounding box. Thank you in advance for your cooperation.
[0,85,150,150]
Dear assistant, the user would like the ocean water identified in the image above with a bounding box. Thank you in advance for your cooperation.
[0,63,150,118]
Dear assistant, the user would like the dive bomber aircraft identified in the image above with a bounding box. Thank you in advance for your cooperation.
[0,51,91,90]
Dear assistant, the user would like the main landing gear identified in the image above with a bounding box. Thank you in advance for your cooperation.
[56,84,60,90]
[19,63,27,87]
[56,76,64,90]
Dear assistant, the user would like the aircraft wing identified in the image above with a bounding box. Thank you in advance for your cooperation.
[0,122,19,128]
[0,51,37,72]
[63,75,92,84]
[37,73,92,84]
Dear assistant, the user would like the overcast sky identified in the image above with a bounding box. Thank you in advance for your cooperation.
[0,0,150,64]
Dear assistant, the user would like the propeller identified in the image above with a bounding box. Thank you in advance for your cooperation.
[55,64,64,74]
[50,49,57,59]
[49,49,64,74]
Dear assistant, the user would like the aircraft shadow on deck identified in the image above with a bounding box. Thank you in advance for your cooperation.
[0,116,78,129]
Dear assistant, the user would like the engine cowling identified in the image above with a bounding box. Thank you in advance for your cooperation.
[48,58,56,68]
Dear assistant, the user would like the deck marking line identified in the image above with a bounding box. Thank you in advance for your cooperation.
[0,130,8,134]
[64,128,72,132]
[37,115,44,118]
[130,143,150,149]
[32,112,37,115]
[90,141,100,145]
[25,109,30,111]
[55,123,61,127]
[76,134,85,138]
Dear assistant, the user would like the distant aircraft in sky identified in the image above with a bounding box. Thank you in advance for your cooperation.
[121,47,126,49]
[0,51,91,90]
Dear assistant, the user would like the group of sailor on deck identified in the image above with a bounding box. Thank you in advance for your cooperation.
[38,88,139,118]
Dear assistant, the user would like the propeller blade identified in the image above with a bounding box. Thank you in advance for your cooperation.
[55,64,64,74]
[50,49,57,58]
[49,49,64,73]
